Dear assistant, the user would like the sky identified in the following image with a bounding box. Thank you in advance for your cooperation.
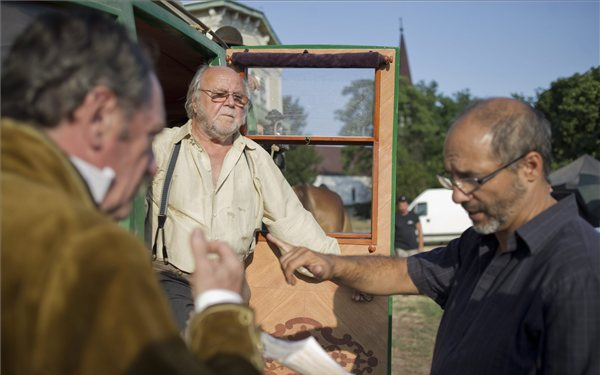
[238,0,599,99]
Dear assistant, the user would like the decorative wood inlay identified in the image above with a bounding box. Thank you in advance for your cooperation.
[265,317,379,375]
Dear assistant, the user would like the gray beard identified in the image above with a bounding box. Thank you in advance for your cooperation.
[470,175,526,235]
[196,108,242,143]
[204,121,238,142]
[473,218,501,235]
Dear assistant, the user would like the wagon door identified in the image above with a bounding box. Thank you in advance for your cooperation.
[227,47,399,375]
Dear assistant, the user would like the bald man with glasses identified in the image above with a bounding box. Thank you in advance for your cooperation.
[268,97,600,375]
[146,66,340,331]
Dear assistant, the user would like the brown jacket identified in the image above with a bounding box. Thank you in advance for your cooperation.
[0,119,263,375]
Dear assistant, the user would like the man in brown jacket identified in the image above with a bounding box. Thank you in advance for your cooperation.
[1,11,262,375]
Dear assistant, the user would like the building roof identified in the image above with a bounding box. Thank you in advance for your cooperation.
[398,19,412,84]
[316,146,344,175]
[399,32,412,84]
[185,0,280,45]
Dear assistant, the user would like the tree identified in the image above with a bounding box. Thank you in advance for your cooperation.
[535,66,600,166]
[283,145,323,186]
[396,78,475,199]
[510,93,537,106]
[282,95,308,135]
[279,95,322,185]
[335,79,375,137]
[334,77,475,199]
[340,145,372,177]
[334,79,375,175]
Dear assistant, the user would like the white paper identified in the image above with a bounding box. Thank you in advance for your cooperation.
[261,332,353,375]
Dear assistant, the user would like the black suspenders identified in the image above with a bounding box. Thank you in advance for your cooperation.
[152,141,181,264]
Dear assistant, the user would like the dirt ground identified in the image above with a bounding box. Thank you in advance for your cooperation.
[391,245,444,375]
[391,295,442,375]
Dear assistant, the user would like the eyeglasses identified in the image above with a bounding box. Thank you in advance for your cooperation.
[200,89,249,107]
[437,152,529,195]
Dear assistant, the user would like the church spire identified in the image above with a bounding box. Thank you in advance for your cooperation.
[399,18,412,85]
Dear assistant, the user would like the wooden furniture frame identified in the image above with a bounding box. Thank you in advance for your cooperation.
[227,46,400,375]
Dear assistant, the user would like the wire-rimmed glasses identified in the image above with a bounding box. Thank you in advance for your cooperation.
[436,153,529,195]
[200,89,249,108]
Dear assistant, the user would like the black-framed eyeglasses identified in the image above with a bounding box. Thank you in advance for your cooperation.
[436,152,529,195]
[200,89,249,108]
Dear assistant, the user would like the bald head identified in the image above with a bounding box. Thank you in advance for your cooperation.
[453,98,530,129]
[447,97,553,178]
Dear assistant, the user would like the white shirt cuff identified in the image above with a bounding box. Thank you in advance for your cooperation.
[194,289,243,313]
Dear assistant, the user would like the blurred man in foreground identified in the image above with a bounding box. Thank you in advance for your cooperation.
[270,98,600,375]
[1,11,262,375]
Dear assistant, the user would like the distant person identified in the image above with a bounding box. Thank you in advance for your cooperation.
[394,195,424,256]
[1,11,262,375]
[270,97,600,375]
[147,65,340,331]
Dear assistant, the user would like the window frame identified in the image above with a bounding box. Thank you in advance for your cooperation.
[227,46,399,246]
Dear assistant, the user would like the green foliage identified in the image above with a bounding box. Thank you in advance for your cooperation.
[283,145,322,186]
[535,66,600,166]
[279,95,323,185]
[333,66,599,203]
[341,146,372,176]
[282,95,307,134]
[332,76,476,199]
[335,79,375,137]
[334,79,376,175]
[510,92,537,106]
[396,78,475,199]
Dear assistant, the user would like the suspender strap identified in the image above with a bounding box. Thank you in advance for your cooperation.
[152,141,181,264]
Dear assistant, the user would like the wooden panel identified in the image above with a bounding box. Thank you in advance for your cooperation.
[376,50,397,256]
[248,242,388,375]
[239,47,398,375]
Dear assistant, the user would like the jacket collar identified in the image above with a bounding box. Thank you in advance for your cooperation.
[1,118,96,210]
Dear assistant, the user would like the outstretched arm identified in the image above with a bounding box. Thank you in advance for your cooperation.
[267,233,420,295]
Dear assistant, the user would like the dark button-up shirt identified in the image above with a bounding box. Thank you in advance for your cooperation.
[408,196,600,375]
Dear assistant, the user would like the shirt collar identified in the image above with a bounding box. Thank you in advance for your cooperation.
[69,156,115,204]
[515,195,579,254]
[477,195,579,256]
[233,131,257,151]
[174,119,193,143]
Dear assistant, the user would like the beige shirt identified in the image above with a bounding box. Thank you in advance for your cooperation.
[147,120,340,273]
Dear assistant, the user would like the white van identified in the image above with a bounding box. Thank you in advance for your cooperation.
[409,188,472,244]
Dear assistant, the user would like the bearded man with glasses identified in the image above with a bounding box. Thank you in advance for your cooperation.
[269,97,600,375]
[147,66,340,331]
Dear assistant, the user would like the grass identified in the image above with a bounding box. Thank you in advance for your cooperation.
[391,294,443,375]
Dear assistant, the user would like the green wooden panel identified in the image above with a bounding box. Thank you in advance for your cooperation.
[133,1,225,64]
[387,46,401,375]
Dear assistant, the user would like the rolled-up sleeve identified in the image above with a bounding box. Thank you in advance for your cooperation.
[407,238,462,308]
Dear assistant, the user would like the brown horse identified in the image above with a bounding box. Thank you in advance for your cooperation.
[292,184,352,233]
[292,184,372,301]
